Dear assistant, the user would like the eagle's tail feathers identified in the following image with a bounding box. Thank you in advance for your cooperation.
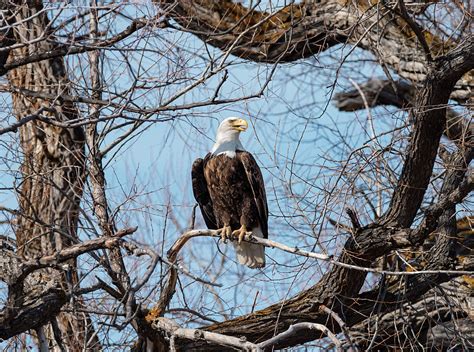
[233,226,265,269]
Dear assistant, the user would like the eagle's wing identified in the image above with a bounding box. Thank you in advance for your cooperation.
[239,151,269,239]
[191,154,218,229]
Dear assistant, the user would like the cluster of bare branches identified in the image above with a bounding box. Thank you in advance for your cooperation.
[0,1,472,351]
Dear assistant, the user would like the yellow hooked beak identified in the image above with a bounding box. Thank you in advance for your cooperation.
[231,118,248,132]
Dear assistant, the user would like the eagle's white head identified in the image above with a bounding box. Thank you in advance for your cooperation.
[211,117,248,157]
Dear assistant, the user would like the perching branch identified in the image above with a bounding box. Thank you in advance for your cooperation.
[147,211,473,350]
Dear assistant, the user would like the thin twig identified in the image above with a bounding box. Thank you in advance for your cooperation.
[320,305,357,351]
[18,227,137,280]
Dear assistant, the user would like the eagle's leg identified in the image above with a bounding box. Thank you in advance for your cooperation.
[232,224,248,244]
[220,225,232,243]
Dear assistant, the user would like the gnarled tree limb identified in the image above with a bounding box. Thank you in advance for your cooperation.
[0,229,136,341]
[333,78,473,146]
[156,0,473,101]
[145,35,473,351]
[381,38,473,227]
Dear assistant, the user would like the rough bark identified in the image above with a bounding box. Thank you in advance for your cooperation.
[345,146,473,350]
[346,277,474,350]
[157,0,473,102]
[0,229,135,340]
[333,79,473,146]
[381,39,474,228]
[145,21,474,351]
[5,1,98,350]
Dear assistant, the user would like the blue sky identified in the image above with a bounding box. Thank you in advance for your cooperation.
[93,36,400,324]
[0,1,423,348]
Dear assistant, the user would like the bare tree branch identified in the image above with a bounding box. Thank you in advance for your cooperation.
[381,38,474,227]
[0,227,136,340]
[152,317,261,351]
[257,322,342,351]
[156,0,473,100]
[333,78,473,145]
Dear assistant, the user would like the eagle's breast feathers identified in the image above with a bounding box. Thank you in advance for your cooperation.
[191,118,268,268]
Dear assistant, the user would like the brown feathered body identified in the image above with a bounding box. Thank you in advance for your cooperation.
[192,151,268,268]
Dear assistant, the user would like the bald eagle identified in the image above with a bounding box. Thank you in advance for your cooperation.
[192,117,268,268]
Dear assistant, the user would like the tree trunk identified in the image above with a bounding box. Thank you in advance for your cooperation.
[146,2,473,350]
[6,1,99,350]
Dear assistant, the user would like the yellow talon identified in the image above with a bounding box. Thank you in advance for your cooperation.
[232,224,248,244]
[220,225,232,243]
